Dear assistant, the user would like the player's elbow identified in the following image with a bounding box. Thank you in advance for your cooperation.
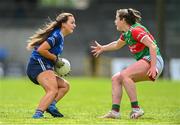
[37,48,45,55]
[152,44,157,49]
[149,44,157,51]
[37,48,42,53]
[116,43,123,50]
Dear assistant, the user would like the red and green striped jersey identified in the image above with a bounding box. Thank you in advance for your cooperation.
[120,23,161,60]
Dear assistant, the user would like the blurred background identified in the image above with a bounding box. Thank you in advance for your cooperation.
[0,0,179,79]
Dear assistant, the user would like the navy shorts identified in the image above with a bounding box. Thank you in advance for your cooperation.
[26,58,54,85]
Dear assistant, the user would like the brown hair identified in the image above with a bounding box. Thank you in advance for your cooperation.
[116,8,141,25]
[26,13,73,50]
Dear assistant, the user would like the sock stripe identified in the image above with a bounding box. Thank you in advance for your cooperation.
[112,104,120,112]
[131,101,140,108]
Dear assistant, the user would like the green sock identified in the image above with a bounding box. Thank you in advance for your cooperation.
[131,101,140,108]
[112,104,120,112]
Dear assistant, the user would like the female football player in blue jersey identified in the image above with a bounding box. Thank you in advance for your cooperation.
[26,12,76,119]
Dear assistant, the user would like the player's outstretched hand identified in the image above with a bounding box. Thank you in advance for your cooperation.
[91,41,104,57]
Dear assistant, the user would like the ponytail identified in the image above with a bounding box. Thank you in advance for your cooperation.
[127,8,141,24]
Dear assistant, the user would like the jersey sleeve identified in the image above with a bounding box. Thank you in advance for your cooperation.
[131,27,148,42]
[47,35,56,48]
[120,34,125,41]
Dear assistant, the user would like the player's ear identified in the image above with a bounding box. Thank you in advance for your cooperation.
[61,22,66,28]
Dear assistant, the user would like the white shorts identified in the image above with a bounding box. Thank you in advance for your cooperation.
[142,55,164,81]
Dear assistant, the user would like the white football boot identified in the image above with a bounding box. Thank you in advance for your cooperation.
[100,110,120,119]
[130,108,144,119]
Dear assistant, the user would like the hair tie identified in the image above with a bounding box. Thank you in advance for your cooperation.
[127,9,130,13]
[127,8,135,18]
[127,9,132,15]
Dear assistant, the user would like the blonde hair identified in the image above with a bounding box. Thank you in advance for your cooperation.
[116,8,141,25]
[26,13,73,50]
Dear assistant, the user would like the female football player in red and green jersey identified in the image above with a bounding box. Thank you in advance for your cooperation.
[91,8,164,119]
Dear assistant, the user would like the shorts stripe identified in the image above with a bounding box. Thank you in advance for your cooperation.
[38,59,46,71]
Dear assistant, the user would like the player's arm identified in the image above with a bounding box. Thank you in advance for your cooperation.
[37,40,64,67]
[91,39,126,57]
[37,41,57,62]
[141,36,157,67]
[141,36,157,78]
[102,39,126,51]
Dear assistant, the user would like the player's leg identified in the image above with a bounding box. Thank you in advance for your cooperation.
[100,72,122,119]
[112,72,123,107]
[121,59,150,99]
[33,70,58,118]
[55,76,70,101]
[122,56,164,119]
[46,76,70,117]
[121,57,163,101]
[101,59,150,119]
[120,59,151,119]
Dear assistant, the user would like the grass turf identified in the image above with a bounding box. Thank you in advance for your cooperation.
[0,77,180,124]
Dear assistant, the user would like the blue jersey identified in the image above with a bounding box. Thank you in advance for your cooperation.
[30,28,64,67]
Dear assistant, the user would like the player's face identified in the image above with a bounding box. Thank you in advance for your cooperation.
[62,16,76,34]
[115,16,124,32]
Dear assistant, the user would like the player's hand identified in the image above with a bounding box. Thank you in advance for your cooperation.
[90,41,104,57]
[147,66,157,79]
[55,56,65,68]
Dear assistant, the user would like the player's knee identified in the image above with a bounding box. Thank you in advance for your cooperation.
[112,72,123,84]
[119,72,129,84]
[112,75,118,82]
[47,86,58,96]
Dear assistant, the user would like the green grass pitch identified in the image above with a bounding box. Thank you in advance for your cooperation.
[0,77,180,124]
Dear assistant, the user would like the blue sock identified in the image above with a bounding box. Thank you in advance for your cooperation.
[51,100,57,106]
[49,100,57,108]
